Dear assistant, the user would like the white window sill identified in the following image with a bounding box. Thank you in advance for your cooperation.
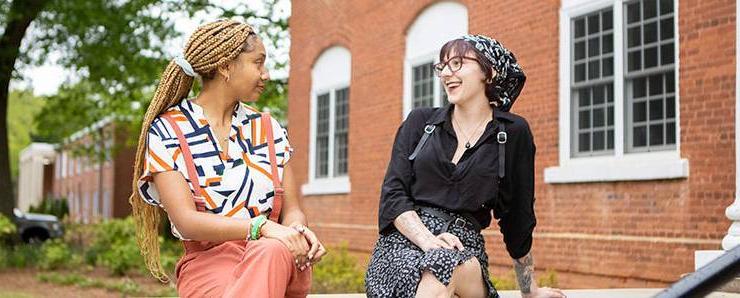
[544,152,689,183]
[301,176,351,196]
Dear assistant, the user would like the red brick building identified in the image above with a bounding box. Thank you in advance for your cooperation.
[287,0,738,288]
[52,117,135,223]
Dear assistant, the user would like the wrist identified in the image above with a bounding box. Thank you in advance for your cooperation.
[250,215,268,240]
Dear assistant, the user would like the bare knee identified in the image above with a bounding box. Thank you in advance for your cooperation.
[452,258,486,297]
[454,258,481,279]
[416,271,451,298]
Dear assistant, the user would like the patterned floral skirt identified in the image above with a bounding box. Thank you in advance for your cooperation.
[365,207,499,298]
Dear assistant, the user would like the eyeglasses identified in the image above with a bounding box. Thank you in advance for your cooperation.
[433,56,478,77]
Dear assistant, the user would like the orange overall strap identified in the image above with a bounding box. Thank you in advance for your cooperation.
[261,112,284,222]
[161,113,208,212]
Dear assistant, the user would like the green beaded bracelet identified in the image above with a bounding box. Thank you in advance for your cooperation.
[250,215,267,240]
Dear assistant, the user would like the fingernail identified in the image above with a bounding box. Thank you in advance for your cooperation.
[307,262,312,266]
[308,254,314,259]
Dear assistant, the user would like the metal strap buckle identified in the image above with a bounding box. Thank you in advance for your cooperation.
[497,131,507,144]
[453,218,467,228]
[424,125,436,134]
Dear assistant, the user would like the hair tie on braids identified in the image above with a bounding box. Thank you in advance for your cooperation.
[174,54,196,77]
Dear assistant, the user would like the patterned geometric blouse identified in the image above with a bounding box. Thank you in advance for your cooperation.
[137,98,292,239]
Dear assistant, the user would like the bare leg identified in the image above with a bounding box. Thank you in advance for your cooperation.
[452,257,487,298]
[416,270,453,298]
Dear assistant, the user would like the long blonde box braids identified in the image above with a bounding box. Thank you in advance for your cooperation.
[129,19,254,283]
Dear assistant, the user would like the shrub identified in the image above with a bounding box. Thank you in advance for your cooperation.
[311,243,365,294]
[38,238,79,270]
[0,213,17,244]
[28,196,69,219]
[88,217,144,275]
[0,244,41,269]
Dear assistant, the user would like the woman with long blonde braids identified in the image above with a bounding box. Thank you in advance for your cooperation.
[130,19,324,297]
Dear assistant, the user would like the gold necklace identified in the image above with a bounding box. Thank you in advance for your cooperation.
[453,114,488,149]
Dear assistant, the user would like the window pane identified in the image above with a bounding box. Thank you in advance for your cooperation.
[588,37,600,56]
[628,27,642,48]
[644,46,658,68]
[628,51,642,71]
[593,85,605,104]
[660,0,673,14]
[579,110,591,129]
[588,60,600,79]
[644,0,657,19]
[608,130,615,149]
[575,18,586,38]
[575,63,586,82]
[634,101,647,122]
[661,43,674,65]
[602,34,613,54]
[608,106,614,125]
[588,14,600,34]
[633,77,647,98]
[649,74,663,95]
[666,71,675,93]
[606,84,614,102]
[602,57,613,77]
[649,123,664,146]
[602,10,613,30]
[649,99,664,120]
[579,89,590,106]
[666,122,676,144]
[666,96,675,118]
[627,2,641,24]
[593,130,605,150]
[594,108,605,126]
[661,18,674,40]
[579,133,591,152]
[633,126,647,147]
[575,41,586,60]
[644,22,658,44]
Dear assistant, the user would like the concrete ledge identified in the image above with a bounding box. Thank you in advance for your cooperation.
[307,289,740,297]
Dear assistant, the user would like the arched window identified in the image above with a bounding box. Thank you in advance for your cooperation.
[403,1,468,117]
[303,46,352,195]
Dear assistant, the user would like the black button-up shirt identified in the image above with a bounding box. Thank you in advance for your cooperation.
[378,104,537,259]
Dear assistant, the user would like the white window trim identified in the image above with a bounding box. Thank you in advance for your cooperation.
[304,85,352,196]
[403,52,445,118]
[545,0,687,184]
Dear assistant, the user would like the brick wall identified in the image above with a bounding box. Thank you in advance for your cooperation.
[288,0,736,288]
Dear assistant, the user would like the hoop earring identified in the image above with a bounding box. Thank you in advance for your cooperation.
[486,78,493,84]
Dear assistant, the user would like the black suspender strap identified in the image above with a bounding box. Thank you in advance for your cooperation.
[496,122,507,179]
[408,124,436,161]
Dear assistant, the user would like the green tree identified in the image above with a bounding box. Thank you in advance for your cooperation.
[8,90,45,180]
[0,0,289,217]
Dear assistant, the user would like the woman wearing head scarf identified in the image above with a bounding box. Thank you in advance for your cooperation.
[129,19,325,297]
[365,35,565,298]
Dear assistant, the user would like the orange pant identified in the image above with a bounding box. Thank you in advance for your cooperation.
[175,239,312,298]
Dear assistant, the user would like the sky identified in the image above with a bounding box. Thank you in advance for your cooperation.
[11,0,291,96]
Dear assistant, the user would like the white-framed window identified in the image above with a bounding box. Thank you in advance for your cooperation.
[545,0,688,183]
[403,1,467,117]
[302,46,352,196]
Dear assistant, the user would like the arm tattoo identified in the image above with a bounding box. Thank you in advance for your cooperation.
[514,253,535,294]
[394,211,436,246]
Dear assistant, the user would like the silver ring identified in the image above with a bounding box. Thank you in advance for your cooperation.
[294,225,306,233]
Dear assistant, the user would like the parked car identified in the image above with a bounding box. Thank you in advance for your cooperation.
[12,208,64,243]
